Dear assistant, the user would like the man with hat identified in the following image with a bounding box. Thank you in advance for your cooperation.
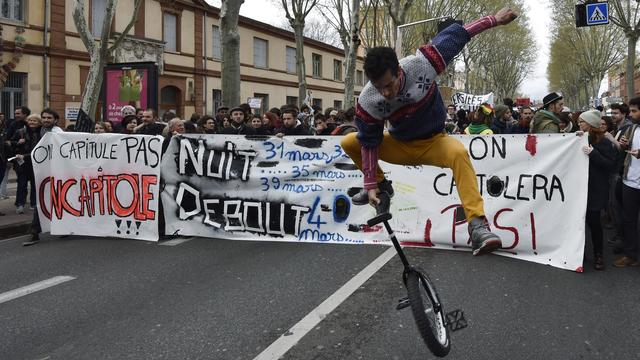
[530,92,564,133]
[219,106,256,135]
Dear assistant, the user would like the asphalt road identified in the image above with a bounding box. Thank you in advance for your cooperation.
[0,233,638,360]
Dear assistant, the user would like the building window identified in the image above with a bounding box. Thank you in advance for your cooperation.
[333,59,342,81]
[286,46,296,73]
[254,37,268,68]
[334,100,342,110]
[312,98,322,109]
[312,53,322,78]
[0,72,26,119]
[163,12,178,52]
[212,25,222,59]
[356,70,364,86]
[286,96,298,106]
[91,0,107,36]
[0,0,23,21]
[213,89,222,113]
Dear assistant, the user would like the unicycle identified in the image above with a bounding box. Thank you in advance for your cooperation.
[367,192,467,357]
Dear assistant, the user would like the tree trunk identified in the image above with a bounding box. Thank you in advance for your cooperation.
[626,34,637,101]
[220,0,243,108]
[80,56,107,117]
[292,20,308,108]
[343,0,360,109]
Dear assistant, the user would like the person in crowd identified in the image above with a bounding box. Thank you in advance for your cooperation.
[503,98,519,121]
[577,110,617,270]
[221,116,231,130]
[324,107,335,120]
[464,104,494,135]
[250,114,271,135]
[238,103,252,123]
[136,109,166,135]
[262,112,278,134]
[313,113,335,135]
[446,104,457,122]
[121,115,138,134]
[456,109,469,131]
[341,8,517,256]
[184,121,197,133]
[508,105,533,134]
[121,105,136,118]
[102,120,114,133]
[491,104,511,134]
[0,113,8,211]
[189,113,201,126]
[558,112,575,133]
[40,108,64,136]
[197,115,217,134]
[613,97,640,267]
[531,92,564,133]
[330,107,359,135]
[11,114,41,216]
[220,107,256,135]
[275,107,310,137]
[94,122,107,133]
[135,108,144,122]
[161,111,176,124]
[601,116,619,149]
[162,118,185,151]
[611,103,632,140]
[328,109,339,125]
[7,106,30,140]
[268,107,283,129]
[215,106,229,125]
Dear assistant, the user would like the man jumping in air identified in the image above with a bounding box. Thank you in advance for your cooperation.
[341,7,517,256]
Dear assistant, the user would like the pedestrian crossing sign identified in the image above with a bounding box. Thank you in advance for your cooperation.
[586,2,609,26]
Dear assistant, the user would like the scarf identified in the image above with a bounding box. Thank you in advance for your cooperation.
[466,123,491,134]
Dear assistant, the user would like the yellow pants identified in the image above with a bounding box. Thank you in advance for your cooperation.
[341,132,485,221]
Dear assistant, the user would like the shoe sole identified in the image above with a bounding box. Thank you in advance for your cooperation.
[22,241,38,246]
[613,262,639,268]
[351,192,395,206]
[472,239,502,256]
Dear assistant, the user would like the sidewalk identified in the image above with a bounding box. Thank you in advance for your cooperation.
[0,170,34,238]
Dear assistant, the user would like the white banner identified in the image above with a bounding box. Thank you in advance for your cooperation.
[451,91,494,111]
[33,133,163,241]
[161,134,589,272]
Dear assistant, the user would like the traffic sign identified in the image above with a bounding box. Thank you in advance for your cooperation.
[586,2,608,26]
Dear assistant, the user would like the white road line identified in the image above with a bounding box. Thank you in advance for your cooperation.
[159,237,195,246]
[0,234,29,245]
[0,276,76,304]
[253,247,397,360]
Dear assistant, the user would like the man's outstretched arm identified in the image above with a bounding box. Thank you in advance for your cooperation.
[421,7,517,74]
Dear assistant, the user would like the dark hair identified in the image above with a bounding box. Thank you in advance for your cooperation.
[17,106,31,116]
[447,104,456,110]
[282,107,298,118]
[503,98,514,107]
[269,107,282,117]
[364,47,399,82]
[629,97,640,110]
[601,115,614,132]
[190,113,201,123]
[596,105,604,112]
[41,108,60,120]
[314,113,326,122]
[263,112,278,128]
[521,105,533,112]
[610,103,629,115]
[184,121,197,133]
[456,109,467,122]
[121,115,138,131]
[324,107,335,117]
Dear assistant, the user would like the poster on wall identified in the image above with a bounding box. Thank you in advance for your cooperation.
[160,134,589,272]
[102,62,158,125]
[32,132,163,241]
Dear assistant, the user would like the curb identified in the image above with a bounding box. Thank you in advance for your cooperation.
[0,221,32,238]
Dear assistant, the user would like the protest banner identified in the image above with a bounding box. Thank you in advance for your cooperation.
[451,92,494,111]
[161,134,588,272]
[32,132,163,241]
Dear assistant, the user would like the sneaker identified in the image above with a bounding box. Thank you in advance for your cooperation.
[612,256,639,268]
[16,205,24,214]
[351,179,394,205]
[22,233,39,247]
[468,217,502,256]
[594,254,605,271]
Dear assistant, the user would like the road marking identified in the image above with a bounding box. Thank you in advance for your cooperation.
[159,237,195,246]
[0,234,29,245]
[253,247,396,360]
[0,276,76,304]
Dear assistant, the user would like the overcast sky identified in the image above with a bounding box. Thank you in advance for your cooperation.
[206,0,556,101]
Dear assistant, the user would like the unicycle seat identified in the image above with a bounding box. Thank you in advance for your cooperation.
[367,191,392,226]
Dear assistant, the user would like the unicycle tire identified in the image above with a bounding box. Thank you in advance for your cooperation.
[406,270,451,357]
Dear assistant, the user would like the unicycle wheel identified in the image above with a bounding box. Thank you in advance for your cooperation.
[406,269,451,357]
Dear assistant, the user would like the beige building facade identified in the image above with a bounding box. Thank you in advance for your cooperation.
[0,0,365,126]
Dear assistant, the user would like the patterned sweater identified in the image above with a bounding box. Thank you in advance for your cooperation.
[356,16,498,190]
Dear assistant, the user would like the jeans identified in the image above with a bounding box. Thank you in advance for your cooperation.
[622,184,640,260]
[15,161,35,208]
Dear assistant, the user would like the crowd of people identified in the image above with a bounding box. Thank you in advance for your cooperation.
[1,91,639,271]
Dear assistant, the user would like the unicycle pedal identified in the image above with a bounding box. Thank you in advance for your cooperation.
[445,309,468,332]
[366,191,392,226]
[396,296,410,310]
